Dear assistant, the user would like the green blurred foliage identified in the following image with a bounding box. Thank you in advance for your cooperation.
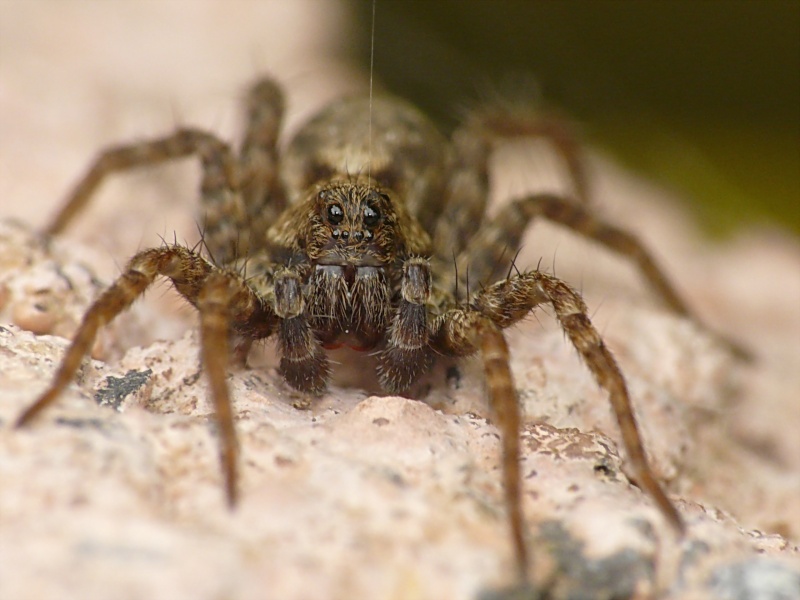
[346,0,800,236]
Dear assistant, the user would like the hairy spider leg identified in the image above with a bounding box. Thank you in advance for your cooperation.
[274,265,331,394]
[46,79,291,266]
[433,108,590,259]
[46,130,246,260]
[461,191,750,358]
[377,257,436,392]
[15,246,275,506]
[467,107,592,204]
[431,269,686,577]
[237,79,288,245]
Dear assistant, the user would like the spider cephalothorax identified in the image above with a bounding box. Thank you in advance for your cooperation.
[16,77,746,581]
[266,179,433,392]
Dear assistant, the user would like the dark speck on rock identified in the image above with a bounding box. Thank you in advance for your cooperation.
[94,369,152,411]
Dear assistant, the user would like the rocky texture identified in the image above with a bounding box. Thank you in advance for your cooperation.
[2,190,800,600]
[2,2,800,599]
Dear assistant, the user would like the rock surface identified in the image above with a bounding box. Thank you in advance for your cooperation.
[2,2,799,599]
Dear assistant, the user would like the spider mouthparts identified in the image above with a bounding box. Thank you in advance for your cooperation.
[343,264,356,286]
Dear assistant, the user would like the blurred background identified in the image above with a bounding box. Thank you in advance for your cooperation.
[1,0,797,238]
[346,0,800,236]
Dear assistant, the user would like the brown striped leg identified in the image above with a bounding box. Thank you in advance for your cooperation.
[15,245,271,506]
[460,192,749,358]
[431,309,527,580]
[273,268,329,394]
[238,78,287,232]
[459,192,691,315]
[197,272,243,506]
[433,108,589,262]
[377,258,434,393]
[277,314,330,395]
[432,270,686,579]
[432,127,491,259]
[467,108,591,205]
[44,128,249,266]
[480,325,527,582]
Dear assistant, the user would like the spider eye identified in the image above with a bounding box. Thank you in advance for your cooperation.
[327,203,344,225]
[363,205,380,227]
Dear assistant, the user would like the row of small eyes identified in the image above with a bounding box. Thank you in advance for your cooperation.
[326,203,381,227]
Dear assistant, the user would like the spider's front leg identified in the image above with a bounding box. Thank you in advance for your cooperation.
[274,266,330,395]
[377,257,435,393]
[431,270,685,579]
[15,245,275,506]
[431,306,528,579]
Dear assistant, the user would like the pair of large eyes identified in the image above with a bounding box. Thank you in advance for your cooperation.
[326,203,381,227]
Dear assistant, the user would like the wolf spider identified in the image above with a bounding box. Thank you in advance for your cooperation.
[15,77,744,581]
